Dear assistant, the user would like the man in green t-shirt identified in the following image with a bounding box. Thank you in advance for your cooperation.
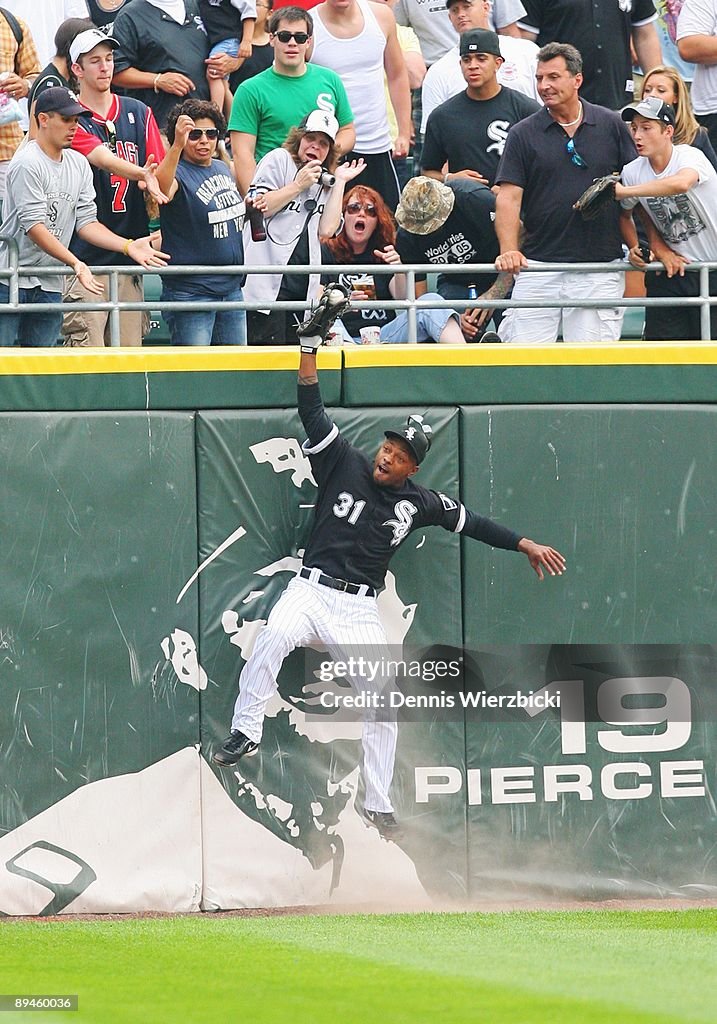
[229,5,355,195]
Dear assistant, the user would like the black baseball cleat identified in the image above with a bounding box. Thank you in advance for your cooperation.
[478,330,501,343]
[297,282,350,343]
[363,809,403,840]
[213,730,258,766]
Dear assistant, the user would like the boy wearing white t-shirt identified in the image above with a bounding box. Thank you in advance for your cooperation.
[617,94,717,340]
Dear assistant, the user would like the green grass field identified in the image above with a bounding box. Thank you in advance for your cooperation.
[2,910,715,1023]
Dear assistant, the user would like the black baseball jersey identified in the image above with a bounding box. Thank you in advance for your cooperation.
[298,382,521,590]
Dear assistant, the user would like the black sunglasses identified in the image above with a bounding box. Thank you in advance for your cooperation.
[274,30,309,43]
[566,137,587,167]
[346,201,377,216]
[188,128,220,141]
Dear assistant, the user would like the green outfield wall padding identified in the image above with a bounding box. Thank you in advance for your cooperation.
[0,345,716,412]
[462,645,716,899]
[0,350,342,412]
[460,405,717,644]
[341,346,717,406]
[0,412,199,834]
[0,376,714,914]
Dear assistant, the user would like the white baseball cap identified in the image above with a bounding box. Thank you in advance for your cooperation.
[299,109,339,141]
[70,29,119,66]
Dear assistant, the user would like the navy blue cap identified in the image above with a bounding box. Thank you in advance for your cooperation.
[385,416,433,465]
[35,87,84,117]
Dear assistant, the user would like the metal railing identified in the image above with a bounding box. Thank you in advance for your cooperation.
[1,239,716,346]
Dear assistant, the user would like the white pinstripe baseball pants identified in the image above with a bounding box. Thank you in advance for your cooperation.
[232,575,397,813]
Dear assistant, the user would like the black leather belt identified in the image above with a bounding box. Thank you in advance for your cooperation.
[300,567,376,598]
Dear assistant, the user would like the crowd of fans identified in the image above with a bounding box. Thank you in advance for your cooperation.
[2,0,717,345]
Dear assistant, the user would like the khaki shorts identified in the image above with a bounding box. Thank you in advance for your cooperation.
[62,272,148,347]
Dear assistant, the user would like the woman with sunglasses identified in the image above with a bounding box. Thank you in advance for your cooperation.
[321,185,464,344]
[242,110,365,345]
[156,99,247,345]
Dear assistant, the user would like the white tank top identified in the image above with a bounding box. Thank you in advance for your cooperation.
[311,0,391,154]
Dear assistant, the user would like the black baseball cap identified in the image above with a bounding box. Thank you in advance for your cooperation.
[35,87,84,117]
[385,416,433,465]
[459,28,502,58]
[621,97,675,126]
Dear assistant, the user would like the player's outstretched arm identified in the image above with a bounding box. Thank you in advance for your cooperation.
[517,538,566,580]
[298,348,318,386]
[297,347,334,447]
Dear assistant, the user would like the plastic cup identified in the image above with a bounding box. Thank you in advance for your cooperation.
[359,326,381,345]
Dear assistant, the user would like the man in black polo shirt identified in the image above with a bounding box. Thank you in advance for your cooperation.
[518,0,662,111]
[422,28,539,188]
[111,0,212,130]
[495,42,636,344]
[395,175,512,339]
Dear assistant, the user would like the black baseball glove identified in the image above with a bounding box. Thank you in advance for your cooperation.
[297,282,351,352]
[572,174,621,220]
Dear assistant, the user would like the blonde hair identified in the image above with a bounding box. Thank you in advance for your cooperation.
[641,65,701,146]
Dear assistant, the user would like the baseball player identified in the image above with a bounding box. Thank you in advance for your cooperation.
[214,286,566,838]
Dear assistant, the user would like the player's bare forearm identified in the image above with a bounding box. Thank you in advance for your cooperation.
[298,350,318,385]
[517,538,567,580]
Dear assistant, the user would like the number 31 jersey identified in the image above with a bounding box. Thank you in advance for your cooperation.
[299,383,521,591]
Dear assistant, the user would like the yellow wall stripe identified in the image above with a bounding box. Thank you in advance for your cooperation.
[0,348,341,376]
[344,343,717,368]
[0,343,716,377]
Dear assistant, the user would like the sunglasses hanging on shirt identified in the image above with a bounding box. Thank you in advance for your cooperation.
[105,119,116,152]
[566,137,587,168]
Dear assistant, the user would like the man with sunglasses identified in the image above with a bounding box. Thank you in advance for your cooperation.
[494,42,636,344]
[64,29,167,347]
[229,6,355,196]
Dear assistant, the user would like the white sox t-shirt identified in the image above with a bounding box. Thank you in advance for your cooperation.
[242,147,332,306]
[420,35,540,134]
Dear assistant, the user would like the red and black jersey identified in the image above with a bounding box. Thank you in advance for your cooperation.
[70,94,165,266]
